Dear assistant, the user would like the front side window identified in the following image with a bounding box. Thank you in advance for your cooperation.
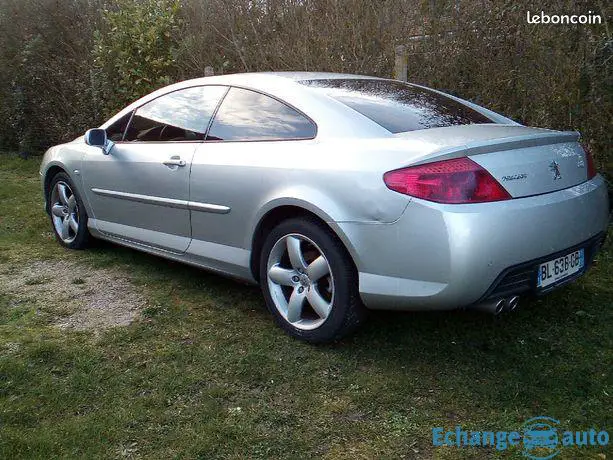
[105,112,132,141]
[124,85,227,142]
[207,87,316,141]
[300,79,493,133]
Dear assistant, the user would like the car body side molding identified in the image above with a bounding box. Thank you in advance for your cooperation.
[91,188,231,214]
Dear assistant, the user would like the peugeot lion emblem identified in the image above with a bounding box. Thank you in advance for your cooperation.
[549,161,562,180]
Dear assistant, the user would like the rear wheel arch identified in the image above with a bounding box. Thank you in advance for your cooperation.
[250,205,358,282]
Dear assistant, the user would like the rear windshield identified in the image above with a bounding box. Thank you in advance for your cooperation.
[300,79,493,133]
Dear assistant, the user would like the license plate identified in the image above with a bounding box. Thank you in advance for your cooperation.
[537,249,584,289]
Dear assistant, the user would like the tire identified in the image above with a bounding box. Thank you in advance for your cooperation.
[47,172,91,249]
[259,217,367,343]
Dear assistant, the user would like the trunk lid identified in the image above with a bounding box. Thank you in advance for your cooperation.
[395,124,589,198]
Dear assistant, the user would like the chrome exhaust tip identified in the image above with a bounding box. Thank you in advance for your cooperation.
[472,298,506,315]
[507,296,520,312]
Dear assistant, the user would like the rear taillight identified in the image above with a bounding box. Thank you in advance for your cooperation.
[582,142,597,179]
[383,157,511,204]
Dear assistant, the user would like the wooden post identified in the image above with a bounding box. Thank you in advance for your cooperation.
[394,45,408,82]
[204,66,214,77]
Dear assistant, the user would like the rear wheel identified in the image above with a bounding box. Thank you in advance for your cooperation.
[259,217,366,343]
[48,172,91,249]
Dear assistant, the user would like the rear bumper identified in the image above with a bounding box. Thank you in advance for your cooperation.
[340,175,610,310]
[477,231,606,302]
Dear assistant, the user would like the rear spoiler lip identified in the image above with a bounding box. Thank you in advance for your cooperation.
[409,130,581,167]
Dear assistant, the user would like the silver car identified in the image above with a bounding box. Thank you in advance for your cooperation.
[40,72,610,342]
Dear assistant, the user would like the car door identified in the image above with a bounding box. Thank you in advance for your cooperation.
[188,86,317,271]
[82,85,228,253]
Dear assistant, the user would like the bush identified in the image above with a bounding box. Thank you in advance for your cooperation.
[0,0,102,153]
[93,0,182,118]
[0,0,610,180]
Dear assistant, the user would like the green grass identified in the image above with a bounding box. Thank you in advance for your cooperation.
[0,153,611,459]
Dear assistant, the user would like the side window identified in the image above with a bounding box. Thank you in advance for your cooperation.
[105,112,132,141]
[207,87,316,141]
[124,86,227,142]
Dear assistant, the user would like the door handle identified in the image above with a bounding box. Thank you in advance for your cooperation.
[163,156,186,168]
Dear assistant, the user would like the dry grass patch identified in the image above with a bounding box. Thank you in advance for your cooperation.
[0,259,146,332]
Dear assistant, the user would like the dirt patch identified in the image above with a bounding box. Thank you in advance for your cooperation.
[0,259,146,332]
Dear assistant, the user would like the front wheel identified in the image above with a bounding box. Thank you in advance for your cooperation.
[259,217,366,343]
[47,172,91,249]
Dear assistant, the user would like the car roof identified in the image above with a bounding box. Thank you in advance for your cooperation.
[154,72,384,93]
[100,72,393,139]
[260,71,383,81]
[99,72,516,138]
[184,71,382,84]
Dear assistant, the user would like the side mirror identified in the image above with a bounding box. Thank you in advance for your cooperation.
[85,128,114,155]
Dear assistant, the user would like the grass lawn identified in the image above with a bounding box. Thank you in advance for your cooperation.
[0,153,611,459]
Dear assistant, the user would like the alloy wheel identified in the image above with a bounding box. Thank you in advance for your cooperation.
[50,181,79,244]
[266,233,334,330]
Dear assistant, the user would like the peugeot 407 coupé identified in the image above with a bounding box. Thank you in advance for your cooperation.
[40,72,610,342]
